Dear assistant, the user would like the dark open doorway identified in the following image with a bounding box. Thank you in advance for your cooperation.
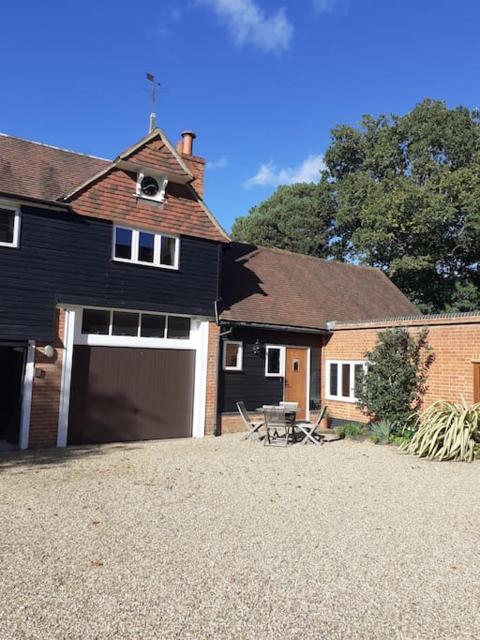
[0,345,26,447]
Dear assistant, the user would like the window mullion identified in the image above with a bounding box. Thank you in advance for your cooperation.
[154,234,161,266]
[133,230,139,262]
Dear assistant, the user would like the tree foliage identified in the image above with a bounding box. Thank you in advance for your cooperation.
[232,181,335,258]
[355,328,434,430]
[232,100,480,312]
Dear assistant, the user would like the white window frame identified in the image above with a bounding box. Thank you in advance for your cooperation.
[265,345,285,378]
[223,340,243,371]
[80,307,190,341]
[325,360,368,403]
[112,224,179,270]
[0,202,21,248]
[135,171,168,203]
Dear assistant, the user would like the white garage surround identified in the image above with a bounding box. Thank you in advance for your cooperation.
[57,305,211,447]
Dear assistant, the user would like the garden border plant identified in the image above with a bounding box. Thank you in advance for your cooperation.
[355,327,435,438]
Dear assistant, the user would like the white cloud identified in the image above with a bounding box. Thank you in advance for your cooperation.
[207,157,229,170]
[244,154,325,188]
[198,0,293,53]
[312,0,346,14]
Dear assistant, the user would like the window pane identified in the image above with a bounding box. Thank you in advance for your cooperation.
[225,343,239,368]
[140,314,166,338]
[354,364,364,397]
[342,363,351,398]
[112,311,139,336]
[329,363,338,396]
[267,348,281,374]
[115,228,132,260]
[82,309,110,335]
[0,208,15,244]
[138,232,155,263]
[167,316,190,339]
[160,236,176,266]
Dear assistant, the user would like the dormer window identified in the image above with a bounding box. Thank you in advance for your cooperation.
[136,171,168,203]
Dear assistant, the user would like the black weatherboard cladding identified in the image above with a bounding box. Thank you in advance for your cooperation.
[219,327,322,413]
[0,206,221,342]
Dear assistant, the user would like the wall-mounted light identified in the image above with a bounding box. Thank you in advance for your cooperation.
[43,345,55,359]
[252,339,263,357]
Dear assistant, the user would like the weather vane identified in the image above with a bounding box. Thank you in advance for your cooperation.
[146,73,161,132]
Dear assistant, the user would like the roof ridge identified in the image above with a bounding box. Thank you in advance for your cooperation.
[0,132,111,163]
[243,242,380,272]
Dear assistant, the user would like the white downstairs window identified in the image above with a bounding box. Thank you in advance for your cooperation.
[223,341,243,371]
[326,360,368,403]
[113,225,179,269]
[265,346,285,377]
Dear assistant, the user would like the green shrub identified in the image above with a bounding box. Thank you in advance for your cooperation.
[337,422,366,439]
[356,328,434,433]
[369,420,393,444]
[391,434,414,448]
[403,399,480,462]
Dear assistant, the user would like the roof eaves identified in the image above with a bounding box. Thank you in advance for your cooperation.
[0,190,71,210]
[185,182,230,242]
[220,319,330,335]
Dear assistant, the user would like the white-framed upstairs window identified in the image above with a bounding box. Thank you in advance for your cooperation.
[113,225,179,270]
[223,341,243,371]
[0,203,21,248]
[135,171,168,203]
[265,345,285,377]
[326,360,368,403]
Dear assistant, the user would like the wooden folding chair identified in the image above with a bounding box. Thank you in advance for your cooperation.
[294,406,327,446]
[236,401,264,440]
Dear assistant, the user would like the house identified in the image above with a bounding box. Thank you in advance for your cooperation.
[0,128,227,449]
[217,243,419,431]
[217,243,480,432]
[1,125,480,450]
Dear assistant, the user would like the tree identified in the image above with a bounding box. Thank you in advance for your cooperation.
[231,180,335,258]
[327,99,480,312]
[355,328,434,431]
[232,99,480,312]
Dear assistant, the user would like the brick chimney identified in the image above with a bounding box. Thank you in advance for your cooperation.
[176,130,205,198]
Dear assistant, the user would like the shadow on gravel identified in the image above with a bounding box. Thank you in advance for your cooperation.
[0,442,140,473]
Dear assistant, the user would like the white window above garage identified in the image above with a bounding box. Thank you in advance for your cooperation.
[81,308,190,340]
[113,225,179,270]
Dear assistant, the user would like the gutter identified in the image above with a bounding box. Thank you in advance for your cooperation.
[219,319,331,335]
[0,191,71,211]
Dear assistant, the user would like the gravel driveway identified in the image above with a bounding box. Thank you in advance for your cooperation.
[1,435,479,639]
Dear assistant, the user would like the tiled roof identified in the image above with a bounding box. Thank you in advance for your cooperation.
[0,133,110,201]
[221,243,421,330]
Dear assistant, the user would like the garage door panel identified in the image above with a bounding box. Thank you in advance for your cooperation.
[68,346,195,445]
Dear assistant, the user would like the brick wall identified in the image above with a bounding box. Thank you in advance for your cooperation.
[205,322,220,435]
[29,309,65,448]
[322,316,480,425]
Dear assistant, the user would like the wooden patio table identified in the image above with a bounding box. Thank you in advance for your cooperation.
[256,406,322,446]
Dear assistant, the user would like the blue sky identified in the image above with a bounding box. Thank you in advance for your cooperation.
[2,0,480,231]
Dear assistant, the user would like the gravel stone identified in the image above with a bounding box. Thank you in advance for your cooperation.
[0,435,479,639]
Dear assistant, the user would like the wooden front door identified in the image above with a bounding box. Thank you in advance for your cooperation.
[474,364,480,403]
[284,348,308,420]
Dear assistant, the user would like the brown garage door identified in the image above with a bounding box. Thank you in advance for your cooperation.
[68,346,195,445]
